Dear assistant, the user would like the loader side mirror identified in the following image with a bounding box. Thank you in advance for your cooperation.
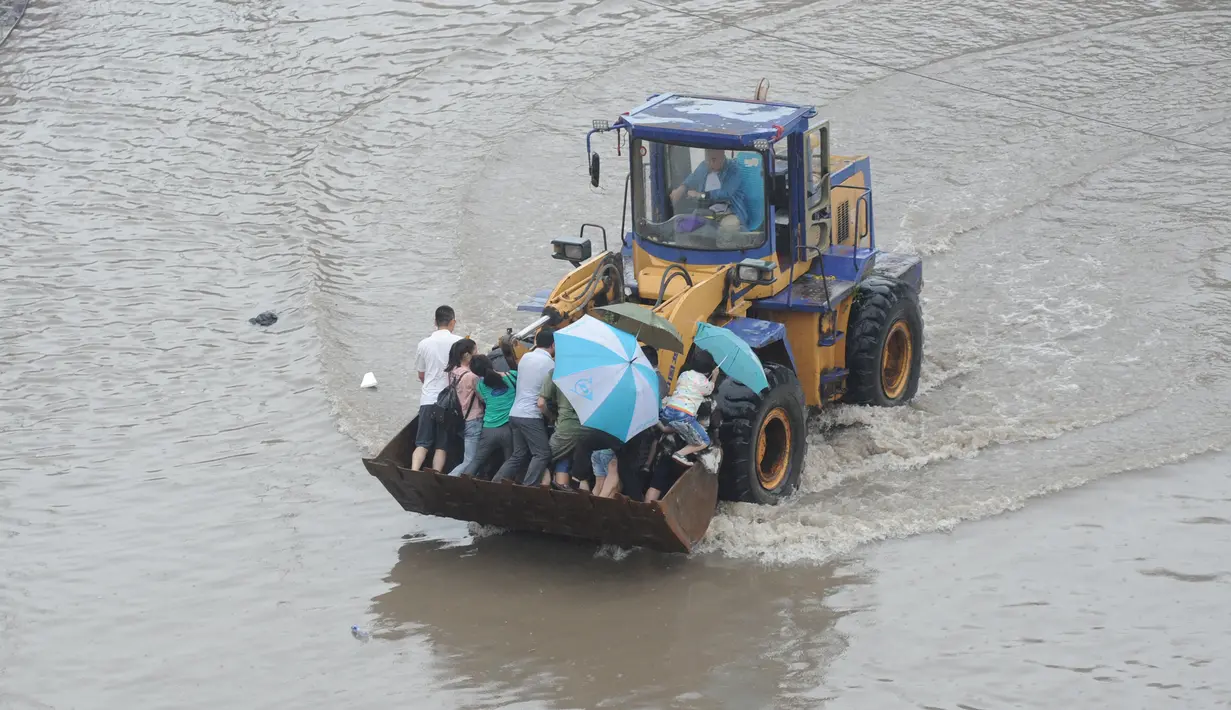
[589,153,600,187]
[552,236,592,267]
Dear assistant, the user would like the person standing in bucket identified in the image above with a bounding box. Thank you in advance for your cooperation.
[444,338,484,476]
[457,354,518,478]
[493,327,555,485]
[538,367,584,490]
[411,305,462,471]
[660,351,718,466]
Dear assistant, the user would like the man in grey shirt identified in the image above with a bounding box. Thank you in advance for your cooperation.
[494,327,556,486]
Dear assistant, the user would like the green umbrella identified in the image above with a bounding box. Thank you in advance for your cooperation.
[593,302,685,353]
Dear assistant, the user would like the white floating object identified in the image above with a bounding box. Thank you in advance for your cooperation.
[360,372,377,389]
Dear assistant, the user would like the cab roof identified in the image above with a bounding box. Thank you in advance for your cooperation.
[615,93,816,148]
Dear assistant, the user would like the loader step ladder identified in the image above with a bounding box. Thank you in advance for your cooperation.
[818,330,845,347]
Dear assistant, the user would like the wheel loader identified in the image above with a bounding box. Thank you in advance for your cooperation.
[362,83,924,553]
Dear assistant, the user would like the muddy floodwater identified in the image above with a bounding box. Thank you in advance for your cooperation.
[3,0,1230,707]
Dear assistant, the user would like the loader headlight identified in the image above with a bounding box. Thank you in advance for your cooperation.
[551,236,592,265]
[733,258,776,286]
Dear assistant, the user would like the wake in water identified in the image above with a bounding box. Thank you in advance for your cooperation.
[323,4,1231,566]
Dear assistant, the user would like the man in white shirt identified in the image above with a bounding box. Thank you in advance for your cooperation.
[411,305,462,471]
[493,327,555,485]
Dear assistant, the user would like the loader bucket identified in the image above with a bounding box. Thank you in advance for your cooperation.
[361,417,718,554]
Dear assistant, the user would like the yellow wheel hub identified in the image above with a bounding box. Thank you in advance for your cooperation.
[881,320,913,400]
[756,408,791,490]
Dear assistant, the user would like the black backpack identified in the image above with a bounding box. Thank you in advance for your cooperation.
[434,371,475,431]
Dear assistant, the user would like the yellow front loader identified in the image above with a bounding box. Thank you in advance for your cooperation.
[362,83,924,552]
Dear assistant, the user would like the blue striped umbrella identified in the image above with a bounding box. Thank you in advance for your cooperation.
[551,315,661,442]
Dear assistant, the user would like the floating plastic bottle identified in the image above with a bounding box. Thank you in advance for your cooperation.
[351,625,371,642]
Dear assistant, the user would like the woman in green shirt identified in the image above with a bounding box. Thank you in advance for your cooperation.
[456,354,518,478]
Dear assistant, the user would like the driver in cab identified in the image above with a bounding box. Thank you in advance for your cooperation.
[669,148,764,233]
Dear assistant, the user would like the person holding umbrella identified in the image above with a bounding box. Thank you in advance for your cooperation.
[659,350,719,466]
[658,322,771,469]
[549,314,663,497]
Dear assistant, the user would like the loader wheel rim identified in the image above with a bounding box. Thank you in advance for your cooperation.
[756,408,791,490]
[882,320,913,400]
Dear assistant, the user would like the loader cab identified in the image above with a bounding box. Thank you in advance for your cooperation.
[612,93,832,288]
[632,143,769,253]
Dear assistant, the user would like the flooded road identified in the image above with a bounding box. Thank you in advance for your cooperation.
[2,0,1230,707]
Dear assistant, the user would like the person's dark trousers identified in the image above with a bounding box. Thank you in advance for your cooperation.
[494,417,551,485]
[569,428,625,488]
[615,428,656,500]
[468,423,512,480]
[647,453,682,497]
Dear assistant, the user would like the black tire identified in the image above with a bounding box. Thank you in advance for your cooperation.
[713,362,808,504]
[844,276,924,406]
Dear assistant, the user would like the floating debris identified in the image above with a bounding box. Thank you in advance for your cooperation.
[249,311,278,327]
[360,372,377,389]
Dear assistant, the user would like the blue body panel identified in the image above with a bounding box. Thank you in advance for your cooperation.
[871,251,924,293]
[517,287,553,313]
[815,246,877,283]
[810,155,877,282]
[830,156,869,188]
[753,250,924,314]
[618,94,815,149]
[723,317,795,370]
[753,275,857,314]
